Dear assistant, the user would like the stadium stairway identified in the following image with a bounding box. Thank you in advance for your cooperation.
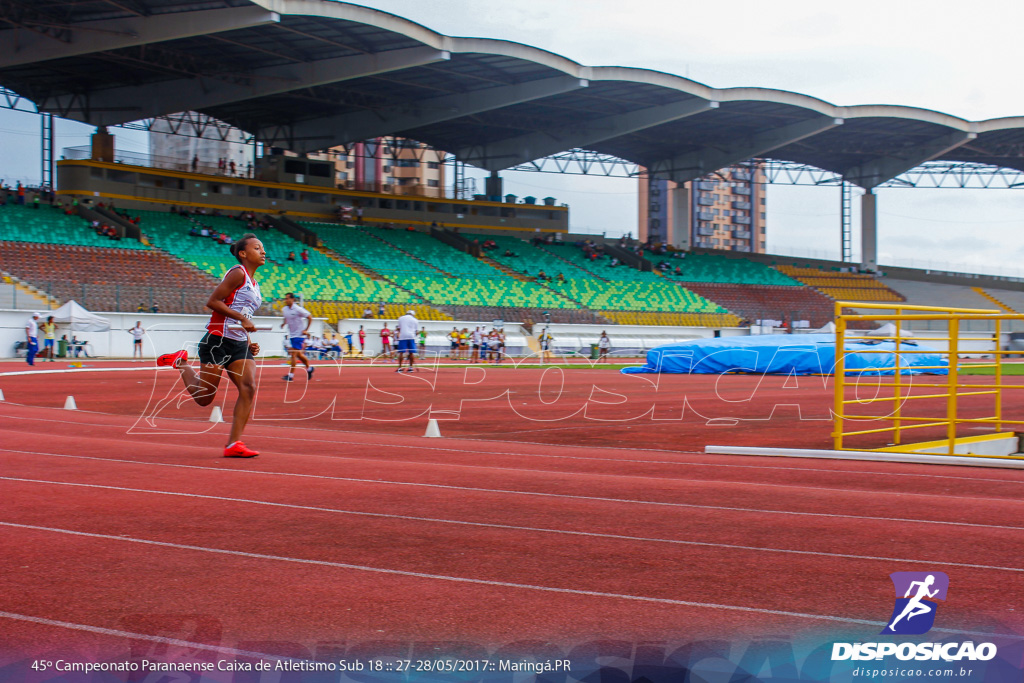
[536,244,611,283]
[679,282,835,327]
[0,272,56,310]
[774,264,905,302]
[972,287,1016,312]
[359,227,454,276]
[477,253,532,282]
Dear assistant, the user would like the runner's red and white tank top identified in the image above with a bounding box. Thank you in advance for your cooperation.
[207,264,262,341]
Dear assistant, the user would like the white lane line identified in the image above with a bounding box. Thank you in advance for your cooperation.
[0,611,307,661]
[2,417,1024,504]
[4,520,1015,639]
[2,448,1024,532]
[5,406,1024,488]
[3,475,1021,573]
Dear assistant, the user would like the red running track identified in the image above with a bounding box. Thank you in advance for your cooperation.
[0,362,1023,664]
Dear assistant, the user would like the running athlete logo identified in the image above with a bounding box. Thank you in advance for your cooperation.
[881,572,949,635]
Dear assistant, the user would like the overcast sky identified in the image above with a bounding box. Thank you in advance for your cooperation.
[4,0,1024,275]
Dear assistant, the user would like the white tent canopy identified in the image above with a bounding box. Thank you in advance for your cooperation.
[867,322,915,339]
[50,300,111,332]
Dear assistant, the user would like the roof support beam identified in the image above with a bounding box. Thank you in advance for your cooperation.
[0,6,280,69]
[263,75,589,153]
[51,46,450,126]
[648,116,844,183]
[458,98,719,171]
[842,130,977,189]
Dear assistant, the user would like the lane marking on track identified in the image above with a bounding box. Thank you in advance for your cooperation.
[2,474,1022,572]
[0,610,310,661]
[3,406,1024,487]
[2,520,1019,639]
[2,448,1024,532]
[4,410,1024,494]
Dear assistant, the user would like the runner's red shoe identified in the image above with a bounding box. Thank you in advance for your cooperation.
[157,350,188,368]
[224,441,259,458]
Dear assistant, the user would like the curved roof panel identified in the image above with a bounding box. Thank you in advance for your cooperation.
[2,0,1024,186]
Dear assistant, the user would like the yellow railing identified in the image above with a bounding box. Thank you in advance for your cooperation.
[832,301,1024,456]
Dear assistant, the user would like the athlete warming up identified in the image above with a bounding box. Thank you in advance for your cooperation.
[156,233,265,458]
[279,292,314,382]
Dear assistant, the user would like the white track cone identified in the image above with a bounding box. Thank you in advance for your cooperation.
[424,418,442,438]
[209,406,224,423]
[64,395,77,410]
[0,389,5,402]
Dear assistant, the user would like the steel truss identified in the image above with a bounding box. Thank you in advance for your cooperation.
[5,94,1024,190]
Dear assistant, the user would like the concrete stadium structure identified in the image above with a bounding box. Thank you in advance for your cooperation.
[4,0,1024,271]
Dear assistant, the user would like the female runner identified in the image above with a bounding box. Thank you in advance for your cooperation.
[157,233,265,457]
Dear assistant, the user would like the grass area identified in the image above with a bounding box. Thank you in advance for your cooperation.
[958,362,1024,376]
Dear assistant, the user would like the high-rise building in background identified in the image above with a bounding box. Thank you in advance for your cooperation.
[310,137,446,198]
[148,114,252,175]
[638,164,766,253]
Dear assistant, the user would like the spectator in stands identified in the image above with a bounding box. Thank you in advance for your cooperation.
[189,226,200,237]
[300,249,309,265]
[377,301,385,318]
[17,183,25,205]
[32,194,39,209]
[229,160,236,176]
[137,302,145,313]
[503,248,516,257]
[362,307,372,319]
[674,265,683,276]
[287,251,296,262]
[556,273,565,283]
[151,303,159,313]
[609,258,619,268]
[246,162,253,178]
[191,155,199,173]
[200,227,210,238]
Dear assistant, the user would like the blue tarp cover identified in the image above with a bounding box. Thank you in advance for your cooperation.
[621,333,947,376]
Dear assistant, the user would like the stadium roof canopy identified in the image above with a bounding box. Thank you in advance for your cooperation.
[3,0,1024,189]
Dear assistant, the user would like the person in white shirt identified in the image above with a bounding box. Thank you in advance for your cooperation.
[128,321,145,359]
[25,312,39,366]
[395,310,419,373]
[598,331,612,361]
[279,292,313,382]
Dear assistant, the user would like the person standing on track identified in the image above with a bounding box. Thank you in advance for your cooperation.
[279,292,314,382]
[128,321,145,360]
[417,325,427,359]
[380,323,393,359]
[395,310,419,373]
[156,233,265,458]
[598,331,611,361]
[358,325,366,354]
[41,315,56,361]
[539,328,554,364]
[24,312,39,366]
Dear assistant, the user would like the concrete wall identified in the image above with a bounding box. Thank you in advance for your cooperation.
[0,310,322,359]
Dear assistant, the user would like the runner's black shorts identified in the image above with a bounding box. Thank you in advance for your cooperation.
[198,332,253,367]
